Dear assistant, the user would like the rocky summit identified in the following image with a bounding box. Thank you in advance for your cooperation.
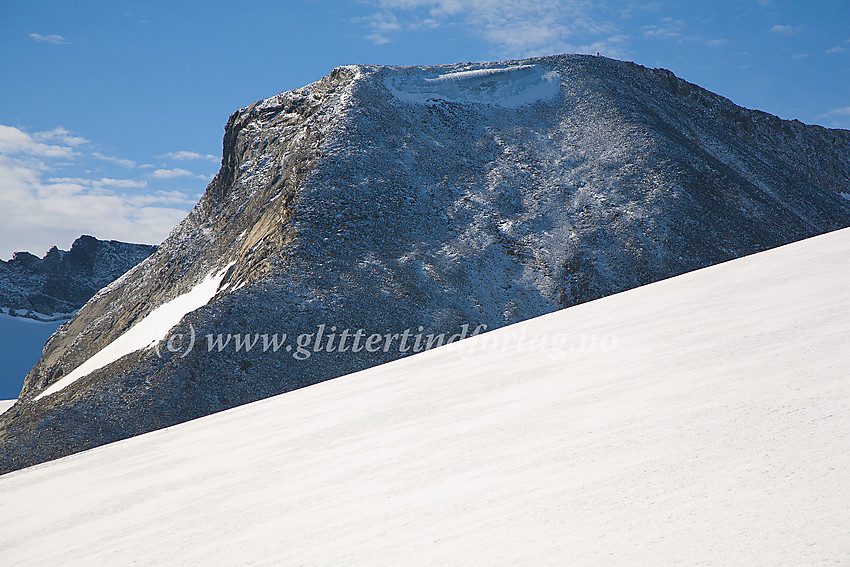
[0,235,156,320]
[1,54,849,474]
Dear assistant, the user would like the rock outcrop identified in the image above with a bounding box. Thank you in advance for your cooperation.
[0,236,156,320]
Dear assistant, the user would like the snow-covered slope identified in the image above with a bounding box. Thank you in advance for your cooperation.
[4,54,850,474]
[1,227,848,566]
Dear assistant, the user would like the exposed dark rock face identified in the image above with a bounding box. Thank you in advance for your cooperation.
[1,54,848,474]
[0,236,156,319]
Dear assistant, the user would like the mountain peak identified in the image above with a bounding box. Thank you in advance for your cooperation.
[2,55,849,473]
[0,236,156,320]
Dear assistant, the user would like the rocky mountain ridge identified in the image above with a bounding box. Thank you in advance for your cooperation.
[0,235,156,320]
[1,54,848,474]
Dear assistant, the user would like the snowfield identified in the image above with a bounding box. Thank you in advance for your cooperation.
[1,227,849,565]
[385,64,561,107]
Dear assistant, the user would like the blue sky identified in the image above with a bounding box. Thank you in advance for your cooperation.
[1,0,848,259]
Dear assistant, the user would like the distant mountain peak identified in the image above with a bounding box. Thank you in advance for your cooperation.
[0,235,156,321]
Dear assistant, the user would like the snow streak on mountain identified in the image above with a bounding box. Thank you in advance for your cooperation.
[1,54,848,473]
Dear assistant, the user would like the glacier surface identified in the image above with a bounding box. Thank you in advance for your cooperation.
[2,227,848,565]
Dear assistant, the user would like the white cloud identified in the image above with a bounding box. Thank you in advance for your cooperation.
[362,0,627,57]
[29,33,70,45]
[819,106,850,117]
[127,190,200,207]
[0,155,189,259]
[91,152,136,168]
[33,127,89,147]
[160,150,218,161]
[770,25,799,35]
[366,32,392,45]
[640,17,726,49]
[98,178,149,189]
[0,125,75,159]
[815,106,850,129]
[358,10,428,44]
[47,177,148,189]
[826,45,847,55]
[0,124,194,259]
[791,53,809,60]
[642,18,683,39]
[151,168,194,179]
[364,11,402,32]
[638,17,727,50]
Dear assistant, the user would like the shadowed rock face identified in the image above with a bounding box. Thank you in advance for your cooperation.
[0,236,156,318]
[1,54,849,474]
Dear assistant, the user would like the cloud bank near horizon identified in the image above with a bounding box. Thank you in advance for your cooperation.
[0,124,211,260]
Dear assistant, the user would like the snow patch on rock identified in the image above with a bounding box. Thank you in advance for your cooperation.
[385,65,561,107]
[0,400,14,416]
[35,262,235,400]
